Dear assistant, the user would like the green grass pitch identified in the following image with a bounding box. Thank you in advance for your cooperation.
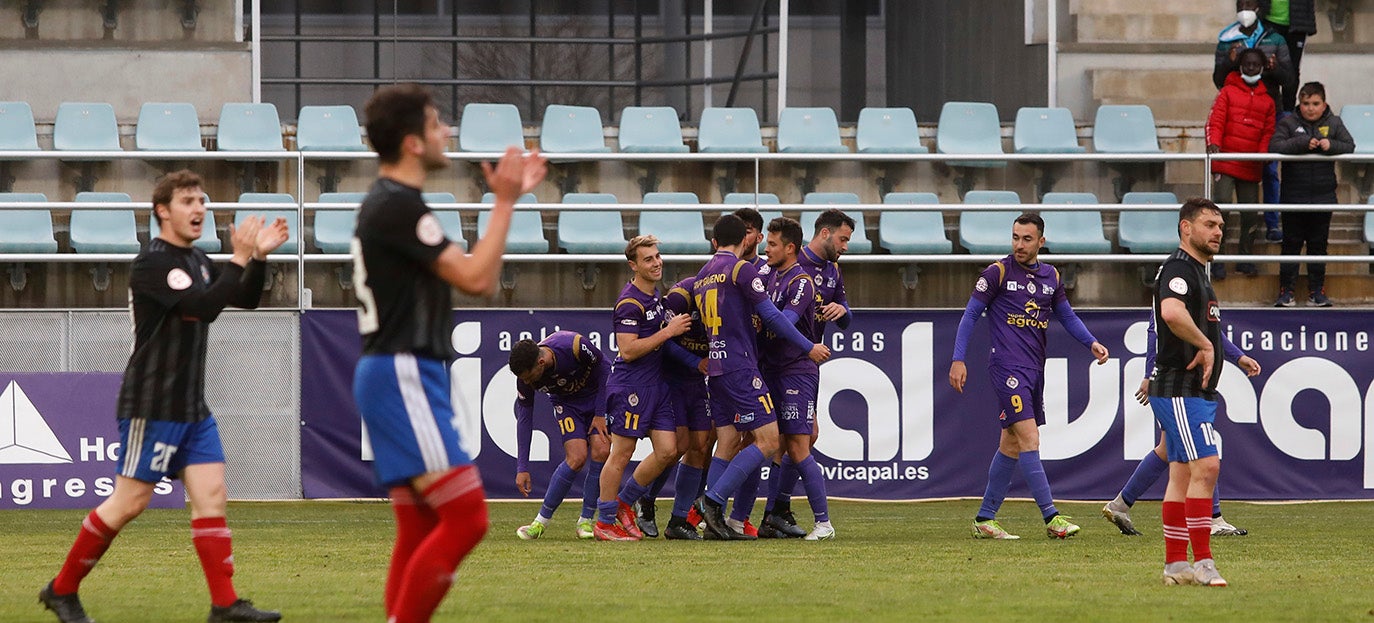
[4,499,1371,622]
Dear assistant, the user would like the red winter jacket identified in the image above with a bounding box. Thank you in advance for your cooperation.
[1206,72,1275,182]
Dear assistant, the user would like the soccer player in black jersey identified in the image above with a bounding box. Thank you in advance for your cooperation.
[351,84,545,623]
[40,170,289,623]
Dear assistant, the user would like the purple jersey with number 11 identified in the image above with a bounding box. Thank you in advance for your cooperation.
[691,250,770,376]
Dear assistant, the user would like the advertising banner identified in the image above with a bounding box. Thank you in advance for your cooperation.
[0,373,185,510]
[300,309,1374,501]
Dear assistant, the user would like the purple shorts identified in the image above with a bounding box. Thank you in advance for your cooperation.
[707,373,777,433]
[991,366,1044,429]
[767,373,817,436]
[668,375,713,432]
[549,397,600,445]
[604,383,676,439]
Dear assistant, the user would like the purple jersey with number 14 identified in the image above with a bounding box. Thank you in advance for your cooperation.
[691,250,770,376]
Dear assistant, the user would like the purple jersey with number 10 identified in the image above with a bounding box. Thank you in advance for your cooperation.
[691,250,770,376]
[969,256,1068,371]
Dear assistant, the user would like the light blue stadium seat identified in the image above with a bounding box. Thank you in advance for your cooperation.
[777,107,849,153]
[618,106,688,153]
[697,107,768,153]
[296,105,365,151]
[1342,105,1374,154]
[54,103,121,151]
[722,193,783,227]
[235,192,298,254]
[1118,191,1181,253]
[459,103,525,152]
[641,192,708,253]
[1039,192,1111,253]
[958,190,1022,253]
[802,192,871,254]
[0,193,57,253]
[479,192,546,253]
[143,193,220,252]
[936,102,1005,168]
[857,107,926,153]
[422,192,456,205]
[878,192,951,254]
[421,192,465,250]
[1092,105,1162,153]
[135,103,204,151]
[0,102,41,151]
[71,192,138,253]
[539,105,610,153]
[318,192,365,204]
[217,103,285,151]
[1013,107,1085,153]
[558,193,625,253]
[313,192,364,253]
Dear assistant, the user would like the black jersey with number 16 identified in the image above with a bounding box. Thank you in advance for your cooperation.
[352,178,456,359]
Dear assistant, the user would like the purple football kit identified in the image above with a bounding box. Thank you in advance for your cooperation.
[798,245,850,334]
[692,252,779,432]
[605,281,677,438]
[514,331,610,471]
[663,279,713,432]
[760,262,820,436]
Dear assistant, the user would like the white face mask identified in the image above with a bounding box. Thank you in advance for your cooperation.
[1237,10,1258,28]
[1242,72,1262,85]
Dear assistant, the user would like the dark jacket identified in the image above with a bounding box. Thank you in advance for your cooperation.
[1260,0,1317,35]
[1214,21,1293,113]
[1270,107,1357,202]
[1208,72,1277,183]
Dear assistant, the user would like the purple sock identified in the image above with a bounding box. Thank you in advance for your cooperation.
[796,455,829,523]
[596,499,618,525]
[977,451,1017,520]
[779,457,802,498]
[617,476,649,508]
[705,456,729,495]
[1121,451,1168,506]
[540,461,579,519]
[644,462,674,505]
[1212,480,1222,517]
[1018,450,1058,520]
[729,466,763,522]
[672,463,703,519]
[580,460,604,519]
[763,458,788,513]
[707,446,766,506]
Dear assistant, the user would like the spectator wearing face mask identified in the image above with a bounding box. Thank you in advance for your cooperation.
[1206,48,1276,281]
[1259,0,1316,113]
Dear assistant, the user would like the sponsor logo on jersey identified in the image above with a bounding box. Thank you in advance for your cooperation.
[975,277,989,292]
[1169,277,1189,295]
[628,393,639,407]
[166,268,192,291]
[1005,281,1020,292]
[416,213,445,246]
[1005,376,1019,389]
[1026,282,1037,295]
[1208,302,1221,322]
[553,404,563,414]
[200,265,211,283]
[734,411,755,425]
[752,377,762,389]
[751,277,766,293]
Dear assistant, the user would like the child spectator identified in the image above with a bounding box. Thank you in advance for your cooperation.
[1206,47,1276,280]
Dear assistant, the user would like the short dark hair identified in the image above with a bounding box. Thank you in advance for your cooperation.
[1298,81,1326,101]
[1179,197,1222,226]
[732,207,763,231]
[766,216,803,251]
[151,169,204,226]
[713,213,747,247]
[812,208,855,237]
[508,339,540,376]
[1013,212,1045,235]
[1237,47,1266,68]
[364,83,434,164]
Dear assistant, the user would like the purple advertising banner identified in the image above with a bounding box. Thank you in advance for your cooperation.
[300,309,1374,501]
[0,373,185,510]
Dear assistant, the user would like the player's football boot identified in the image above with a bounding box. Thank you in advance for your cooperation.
[697,496,740,540]
[663,516,702,540]
[724,517,759,541]
[742,519,758,537]
[760,511,806,538]
[1045,515,1080,539]
[1102,497,1142,536]
[616,502,644,539]
[971,519,1020,540]
[593,521,639,542]
[575,517,596,540]
[804,520,835,541]
[1192,558,1228,587]
[39,581,94,623]
[634,500,660,538]
[1210,516,1248,536]
[1161,561,1197,586]
[516,521,545,540]
[686,504,704,528]
[207,598,281,622]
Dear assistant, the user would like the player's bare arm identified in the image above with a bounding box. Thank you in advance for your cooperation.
[1159,297,1215,387]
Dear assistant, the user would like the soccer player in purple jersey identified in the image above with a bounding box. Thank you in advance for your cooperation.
[1101,315,1258,537]
[692,214,830,540]
[594,235,693,541]
[508,331,612,540]
[949,213,1109,540]
[733,206,769,270]
[718,206,768,536]
[653,278,715,540]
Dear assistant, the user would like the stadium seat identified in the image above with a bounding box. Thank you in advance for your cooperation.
[479,192,547,253]
[1092,105,1162,153]
[135,103,204,151]
[217,103,286,151]
[777,107,849,153]
[295,105,366,151]
[856,107,927,153]
[618,106,688,153]
[313,192,364,254]
[421,192,466,250]
[459,103,525,152]
[1013,107,1085,153]
[697,107,768,153]
[878,192,951,254]
[539,105,611,153]
[0,102,39,151]
[1038,192,1111,253]
[54,103,121,151]
[70,192,139,253]
[958,190,1022,253]
[722,193,783,227]
[802,192,872,254]
[236,192,298,254]
[143,193,220,252]
[0,193,57,253]
[936,102,1005,167]
[558,193,625,254]
[1118,191,1181,253]
[641,192,709,253]
[1342,105,1374,153]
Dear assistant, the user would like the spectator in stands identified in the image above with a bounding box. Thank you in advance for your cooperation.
[1260,0,1317,113]
[1206,47,1276,280]
[1269,82,1355,307]
[1215,0,1292,242]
